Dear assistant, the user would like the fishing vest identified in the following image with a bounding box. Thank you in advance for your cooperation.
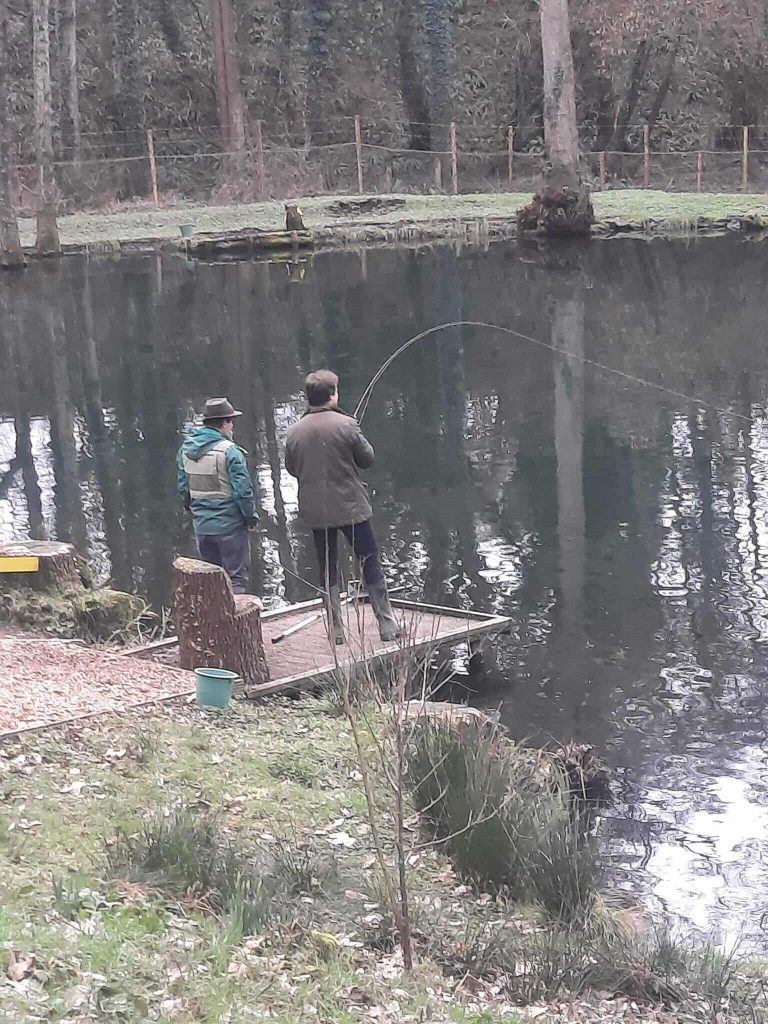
[183,439,234,500]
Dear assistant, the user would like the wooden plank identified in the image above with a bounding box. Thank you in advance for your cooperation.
[643,124,650,187]
[247,615,510,698]
[742,125,749,192]
[507,126,514,188]
[0,556,39,573]
[390,597,501,621]
[354,114,364,194]
[146,130,159,206]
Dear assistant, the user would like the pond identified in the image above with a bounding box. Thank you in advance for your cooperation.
[2,235,768,949]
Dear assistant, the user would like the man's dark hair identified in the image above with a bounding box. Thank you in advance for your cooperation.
[305,369,339,408]
[203,417,231,428]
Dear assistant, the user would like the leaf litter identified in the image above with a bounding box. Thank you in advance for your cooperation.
[0,697,762,1023]
[0,638,195,734]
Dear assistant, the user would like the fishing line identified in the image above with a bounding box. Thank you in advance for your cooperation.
[353,320,753,426]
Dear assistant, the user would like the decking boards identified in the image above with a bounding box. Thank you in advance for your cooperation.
[250,598,511,696]
[124,597,511,698]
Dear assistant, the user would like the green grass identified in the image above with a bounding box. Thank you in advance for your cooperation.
[16,188,768,250]
[1,696,764,1023]
[0,699,524,1023]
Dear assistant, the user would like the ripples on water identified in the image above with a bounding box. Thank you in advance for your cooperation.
[2,238,768,947]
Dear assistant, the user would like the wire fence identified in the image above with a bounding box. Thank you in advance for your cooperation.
[11,119,768,214]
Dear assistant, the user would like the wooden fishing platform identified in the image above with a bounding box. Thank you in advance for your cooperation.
[184,228,314,258]
[128,597,511,699]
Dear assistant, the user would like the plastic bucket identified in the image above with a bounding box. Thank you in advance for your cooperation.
[194,667,238,709]
[179,223,195,239]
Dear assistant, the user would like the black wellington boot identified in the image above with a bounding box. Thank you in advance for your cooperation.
[366,579,402,642]
[328,585,346,646]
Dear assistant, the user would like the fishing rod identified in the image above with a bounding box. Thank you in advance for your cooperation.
[352,320,752,426]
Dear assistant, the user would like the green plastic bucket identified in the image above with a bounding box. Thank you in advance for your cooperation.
[194,667,238,709]
[179,223,195,239]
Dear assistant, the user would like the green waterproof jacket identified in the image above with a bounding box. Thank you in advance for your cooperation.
[177,426,258,536]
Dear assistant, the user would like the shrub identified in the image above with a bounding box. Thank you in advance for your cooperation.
[405,719,598,921]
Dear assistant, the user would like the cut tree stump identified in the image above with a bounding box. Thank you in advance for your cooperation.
[171,557,269,688]
[0,540,84,591]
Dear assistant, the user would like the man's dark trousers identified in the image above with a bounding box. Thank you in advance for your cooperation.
[197,528,250,594]
[312,520,383,589]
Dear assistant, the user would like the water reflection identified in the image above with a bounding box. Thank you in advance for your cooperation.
[3,238,768,946]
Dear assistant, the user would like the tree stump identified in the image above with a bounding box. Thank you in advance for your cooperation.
[517,161,594,237]
[0,540,85,592]
[171,557,269,688]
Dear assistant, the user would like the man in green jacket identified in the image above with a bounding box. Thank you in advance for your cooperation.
[176,398,258,594]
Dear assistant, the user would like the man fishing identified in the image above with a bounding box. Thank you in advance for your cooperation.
[285,369,401,645]
[177,397,257,595]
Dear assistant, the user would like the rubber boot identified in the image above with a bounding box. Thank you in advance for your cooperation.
[328,585,345,646]
[366,579,402,642]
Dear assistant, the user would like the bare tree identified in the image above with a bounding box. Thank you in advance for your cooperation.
[208,0,247,183]
[33,0,61,255]
[57,0,79,161]
[0,0,25,267]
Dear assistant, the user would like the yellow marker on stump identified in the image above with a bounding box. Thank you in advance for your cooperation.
[0,556,39,573]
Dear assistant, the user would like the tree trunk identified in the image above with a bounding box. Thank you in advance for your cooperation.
[172,557,270,688]
[646,40,679,137]
[33,0,61,255]
[110,0,148,197]
[534,0,592,234]
[540,0,579,173]
[306,0,334,144]
[208,0,247,183]
[396,0,431,151]
[607,39,651,158]
[276,0,296,134]
[425,0,451,178]
[0,0,25,268]
[57,0,79,161]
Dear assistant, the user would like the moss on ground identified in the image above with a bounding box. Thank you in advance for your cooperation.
[16,189,768,251]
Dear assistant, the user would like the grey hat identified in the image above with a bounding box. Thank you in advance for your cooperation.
[201,397,243,419]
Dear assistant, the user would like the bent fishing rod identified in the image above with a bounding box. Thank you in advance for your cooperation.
[352,320,751,426]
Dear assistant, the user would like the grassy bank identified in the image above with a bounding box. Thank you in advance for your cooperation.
[16,190,768,255]
[1,694,764,1023]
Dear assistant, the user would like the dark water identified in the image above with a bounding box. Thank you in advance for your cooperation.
[3,237,768,947]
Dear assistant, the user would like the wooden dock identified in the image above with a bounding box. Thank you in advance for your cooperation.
[185,228,314,258]
[128,597,511,698]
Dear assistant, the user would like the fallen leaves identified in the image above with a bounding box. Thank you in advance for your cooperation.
[6,950,35,983]
[327,831,356,848]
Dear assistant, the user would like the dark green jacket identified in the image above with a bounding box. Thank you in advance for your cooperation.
[177,426,258,536]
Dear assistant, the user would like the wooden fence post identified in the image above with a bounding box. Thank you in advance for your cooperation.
[146,130,159,206]
[507,126,514,189]
[450,121,458,195]
[354,115,364,194]
[254,119,266,200]
[642,124,650,187]
[598,151,606,187]
[696,151,703,193]
[742,126,749,192]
